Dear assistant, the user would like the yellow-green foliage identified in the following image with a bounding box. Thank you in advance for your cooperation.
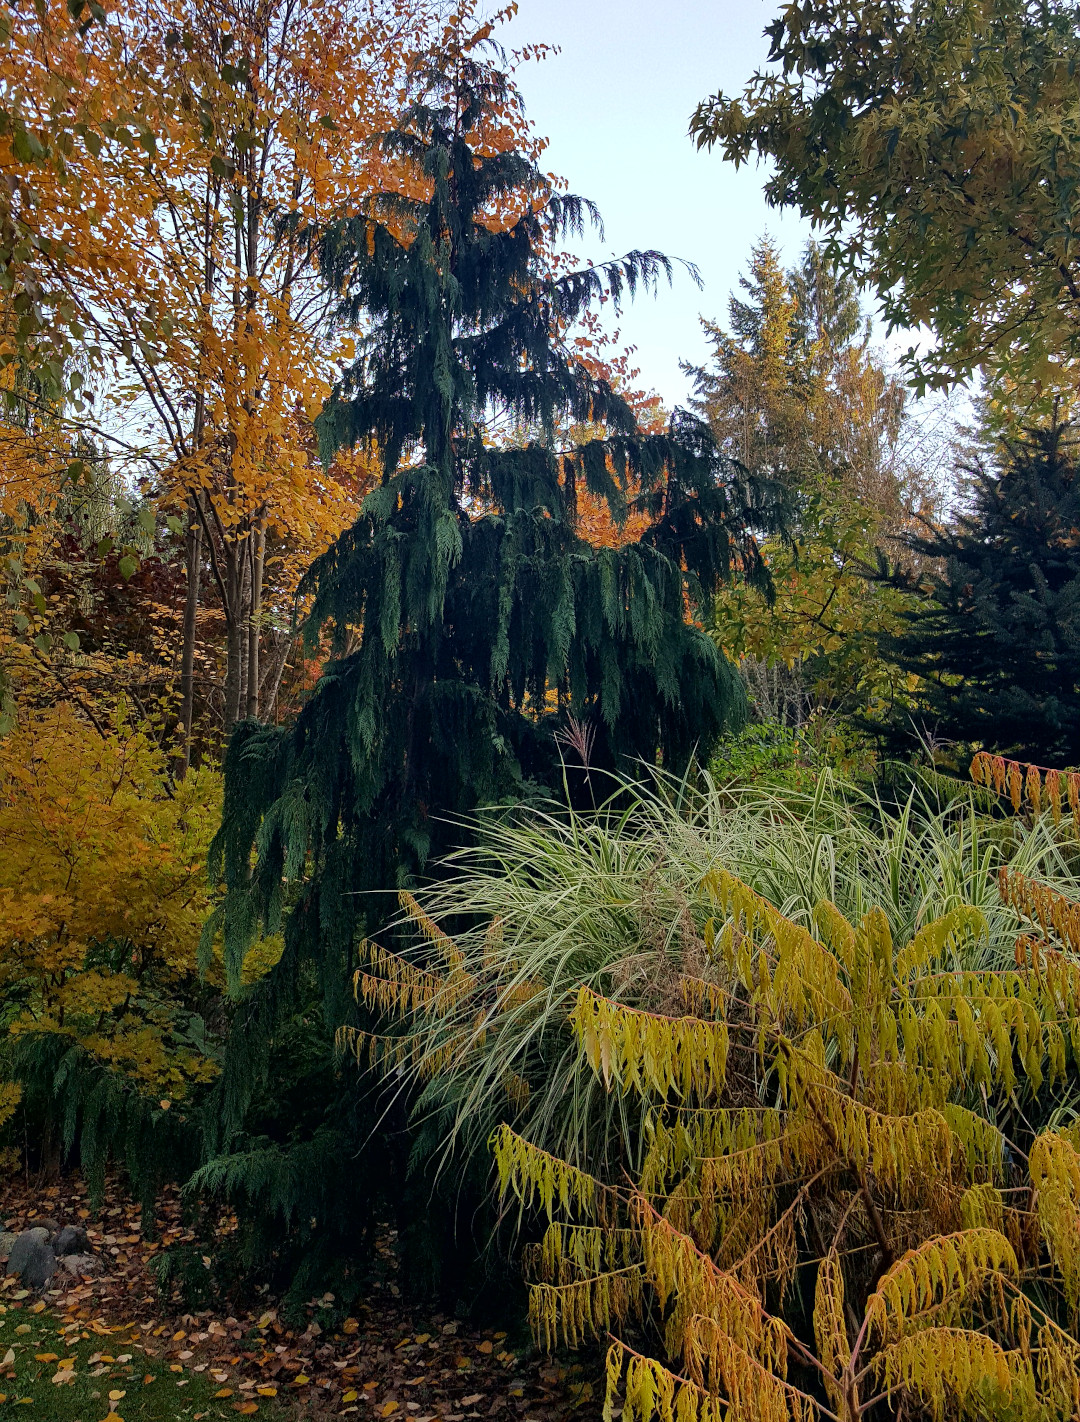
[493,1124,608,1223]
[1029,1129,1080,1309]
[864,1231,1018,1340]
[0,1081,20,1129]
[0,702,222,1097]
[572,989,729,1101]
[528,1268,644,1351]
[491,870,1080,1422]
[337,890,540,1094]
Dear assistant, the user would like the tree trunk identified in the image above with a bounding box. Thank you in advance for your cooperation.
[245,521,265,721]
[259,629,293,724]
[223,540,244,731]
[237,539,250,720]
[176,501,203,778]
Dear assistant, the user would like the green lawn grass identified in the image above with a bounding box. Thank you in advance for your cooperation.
[0,1304,287,1422]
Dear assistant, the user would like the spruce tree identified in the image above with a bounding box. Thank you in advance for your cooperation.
[203,53,778,1267]
[881,424,1080,764]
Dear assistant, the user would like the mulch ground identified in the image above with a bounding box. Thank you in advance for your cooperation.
[0,1171,603,1421]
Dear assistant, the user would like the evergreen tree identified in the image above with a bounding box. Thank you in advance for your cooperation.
[684,237,803,481]
[683,238,905,510]
[881,424,1080,763]
[699,240,917,724]
[788,238,863,358]
[211,53,775,969]
[200,50,779,1289]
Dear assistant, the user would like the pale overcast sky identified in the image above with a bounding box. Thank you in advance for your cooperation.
[500,0,812,408]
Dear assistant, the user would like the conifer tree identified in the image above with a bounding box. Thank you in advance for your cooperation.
[210,51,775,1005]
[881,424,1080,764]
[695,240,915,721]
[684,238,803,483]
[684,238,905,510]
[199,53,778,1287]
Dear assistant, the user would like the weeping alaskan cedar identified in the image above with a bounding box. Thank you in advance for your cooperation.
[199,50,780,1289]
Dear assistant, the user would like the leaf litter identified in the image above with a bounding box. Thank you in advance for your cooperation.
[0,1171,602,1418]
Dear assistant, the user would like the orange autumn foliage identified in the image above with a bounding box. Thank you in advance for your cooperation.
[0,0,455,725]
[567,313,667,550]
[970,750,1080,827]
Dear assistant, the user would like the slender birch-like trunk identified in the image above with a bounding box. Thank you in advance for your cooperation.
[176,500,202,777]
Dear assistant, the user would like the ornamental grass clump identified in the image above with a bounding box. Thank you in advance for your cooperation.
[348,769,1080,1184]
[353,767,1080,1419]
[345,773,1080,1416]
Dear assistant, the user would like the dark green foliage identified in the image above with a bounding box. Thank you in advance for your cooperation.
[203,52,779,1296]
[148,1240,222,1311]
[193,967,527,1314]
[10,1034,200,1227]
[880,425,1080,763]
[213,51,774,959]
[788,240,864,356]
[187,991,394,1317]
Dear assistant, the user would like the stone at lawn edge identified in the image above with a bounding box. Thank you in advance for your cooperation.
[6,1228,49,1276]
[6,1231,55,1289]
[54,1224,89,1256]
[23,1242,56,1290]
[0,1231,17,1262]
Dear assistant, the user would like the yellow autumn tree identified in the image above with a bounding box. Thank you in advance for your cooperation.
[1,0,450,753]
[695,239,935,720]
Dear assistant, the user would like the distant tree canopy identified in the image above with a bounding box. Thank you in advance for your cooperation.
[699,238,920,721]
[881,425,1080,764]
[691,0,1080,397]
[684,237,906,517]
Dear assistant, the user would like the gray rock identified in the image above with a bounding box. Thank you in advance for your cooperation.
[0,1231,18,1263]
[30,1217,59,1237]
[23,1243,55,1291]
[7,1232,55,1290]
[54,1225,89,1257]
[6,1228,48,1276]
[60,1252,102,1278]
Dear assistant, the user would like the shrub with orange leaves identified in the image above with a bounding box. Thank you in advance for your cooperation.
[971,751,1080,829]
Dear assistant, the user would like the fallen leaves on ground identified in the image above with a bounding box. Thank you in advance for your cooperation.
[0,1172,602,1419]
